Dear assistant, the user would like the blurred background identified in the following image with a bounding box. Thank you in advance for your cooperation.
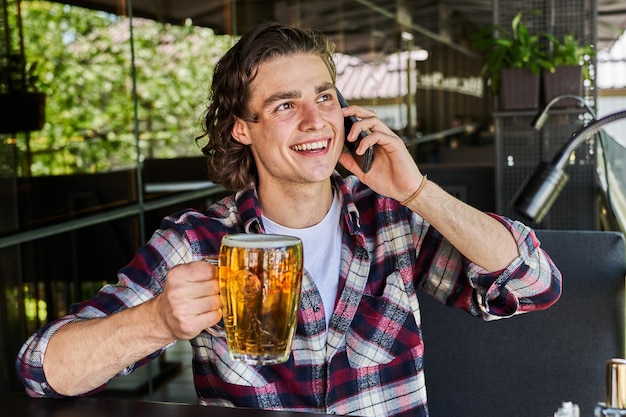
[1,0,625,402]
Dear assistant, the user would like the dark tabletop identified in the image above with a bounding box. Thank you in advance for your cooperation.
[0,393,330,417]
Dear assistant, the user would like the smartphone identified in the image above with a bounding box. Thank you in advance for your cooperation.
[337,89,374,173]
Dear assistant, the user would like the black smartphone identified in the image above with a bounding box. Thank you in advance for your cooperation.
[337,89,374,173]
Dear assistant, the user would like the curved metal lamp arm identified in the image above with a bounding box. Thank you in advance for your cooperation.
[531,94,596,131]
[510,109,626,223]
[552,110,626,170]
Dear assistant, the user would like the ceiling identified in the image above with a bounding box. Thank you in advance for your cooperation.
[47,0,626,59]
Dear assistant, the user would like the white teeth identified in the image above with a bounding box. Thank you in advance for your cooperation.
[292,140,328,151]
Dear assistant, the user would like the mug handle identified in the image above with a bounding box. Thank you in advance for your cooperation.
[202,256,227,338]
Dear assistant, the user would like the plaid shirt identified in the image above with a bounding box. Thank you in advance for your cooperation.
[17,172,561,416]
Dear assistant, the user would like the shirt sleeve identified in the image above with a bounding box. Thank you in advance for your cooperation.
[15,220,198,398]
[417,213,562,320]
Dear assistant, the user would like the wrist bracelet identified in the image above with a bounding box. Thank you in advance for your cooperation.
[400,174,428,206]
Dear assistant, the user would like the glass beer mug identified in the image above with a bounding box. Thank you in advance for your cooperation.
[207,234,303,365]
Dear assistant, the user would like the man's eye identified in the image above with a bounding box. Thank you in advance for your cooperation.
[318,93,331,103]
[277,102,293,111]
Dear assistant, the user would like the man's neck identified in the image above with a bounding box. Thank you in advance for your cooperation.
[258,179,334,229]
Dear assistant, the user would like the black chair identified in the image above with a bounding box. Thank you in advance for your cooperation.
[420,230,626,417]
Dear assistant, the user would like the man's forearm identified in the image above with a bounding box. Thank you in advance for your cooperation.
[407,180,519,271]
[43,297,175,396]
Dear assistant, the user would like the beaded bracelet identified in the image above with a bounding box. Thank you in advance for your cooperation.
[400,174,428,206]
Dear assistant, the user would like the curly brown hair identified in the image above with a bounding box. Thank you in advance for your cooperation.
[197,22,337,192]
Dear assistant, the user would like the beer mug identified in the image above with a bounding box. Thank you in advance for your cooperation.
[206,233,303,365]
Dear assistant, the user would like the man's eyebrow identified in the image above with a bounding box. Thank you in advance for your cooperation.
[316,82,336,94]
[262,91,300,109]
[261,83,336,109]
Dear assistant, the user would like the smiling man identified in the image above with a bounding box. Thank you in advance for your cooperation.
[17,22,562,417]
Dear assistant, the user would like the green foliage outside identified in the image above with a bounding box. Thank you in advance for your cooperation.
[18,1,233,176]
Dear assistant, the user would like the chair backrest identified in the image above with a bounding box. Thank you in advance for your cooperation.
[419,230,626,417]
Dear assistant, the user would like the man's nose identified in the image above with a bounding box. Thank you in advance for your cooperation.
[299,104,325,130]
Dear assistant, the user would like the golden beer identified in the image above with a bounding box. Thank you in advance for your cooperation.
[218,234,303,365]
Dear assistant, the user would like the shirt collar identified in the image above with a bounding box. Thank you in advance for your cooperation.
[233,171,363,236]
[332,172,362,235]
[234,183,265,234]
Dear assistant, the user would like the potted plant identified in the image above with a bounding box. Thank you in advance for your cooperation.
[0,0,46,134]
[0,57,46,134]
[472,9,554,111]
[542,33,596,107]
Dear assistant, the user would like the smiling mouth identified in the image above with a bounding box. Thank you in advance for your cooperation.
[291,140,329,152]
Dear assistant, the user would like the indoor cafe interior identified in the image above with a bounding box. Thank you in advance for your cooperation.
[1,1,626,416]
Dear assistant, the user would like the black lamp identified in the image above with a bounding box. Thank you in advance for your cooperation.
[510,109,626,223]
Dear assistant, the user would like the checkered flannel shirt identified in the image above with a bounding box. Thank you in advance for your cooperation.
[17,172,562,417]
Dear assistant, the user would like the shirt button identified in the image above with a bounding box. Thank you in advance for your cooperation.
[313,306,320,312]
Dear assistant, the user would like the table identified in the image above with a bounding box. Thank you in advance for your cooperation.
[0,393,329,417]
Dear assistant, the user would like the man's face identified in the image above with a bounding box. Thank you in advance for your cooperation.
[231,53,345,189]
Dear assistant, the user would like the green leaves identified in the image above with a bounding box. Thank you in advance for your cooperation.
[472,9,597,94]
[551,33,596,69]
[18,1,232,176]
[472,9,553,94]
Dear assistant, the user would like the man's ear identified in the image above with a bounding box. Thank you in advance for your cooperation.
[231,117,252,145]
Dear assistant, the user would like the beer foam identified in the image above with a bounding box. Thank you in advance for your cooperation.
[222,233,301,248]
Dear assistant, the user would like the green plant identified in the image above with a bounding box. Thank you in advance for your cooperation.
[472,9,554,94]
[547,33,596,79]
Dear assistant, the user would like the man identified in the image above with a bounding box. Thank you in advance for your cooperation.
[17,22,561,417]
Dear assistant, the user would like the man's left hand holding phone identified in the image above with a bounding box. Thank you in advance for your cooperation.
[337,89,374,173]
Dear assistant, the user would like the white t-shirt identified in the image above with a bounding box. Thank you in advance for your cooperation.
[262,192,342,328]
